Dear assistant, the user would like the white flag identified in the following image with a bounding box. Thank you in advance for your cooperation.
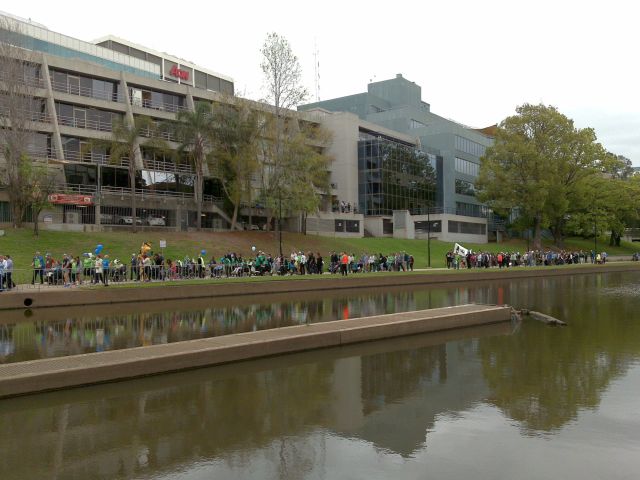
[454,243,469,256]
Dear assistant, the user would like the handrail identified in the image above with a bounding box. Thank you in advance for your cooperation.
[139,126,178,142]
[142,158,193,174]
[80,184,223,204]
[57,113,114,132]
[0,70,44,89]
[50,79,121,103]
[62,150,130,167]
[130,97,189,114]
[0,105,49,123]
[54,183,98,195]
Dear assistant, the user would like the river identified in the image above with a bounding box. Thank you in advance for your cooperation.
[0,271,639,479]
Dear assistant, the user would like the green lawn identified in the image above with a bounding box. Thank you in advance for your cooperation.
[0,227,637,275]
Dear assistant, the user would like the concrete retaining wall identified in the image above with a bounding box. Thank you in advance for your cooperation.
[0,304,510,398]
[0,263,638,311]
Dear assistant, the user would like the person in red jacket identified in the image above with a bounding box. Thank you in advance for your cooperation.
[340,252,349,277]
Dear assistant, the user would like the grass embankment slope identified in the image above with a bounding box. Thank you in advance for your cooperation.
[0,228,637,271]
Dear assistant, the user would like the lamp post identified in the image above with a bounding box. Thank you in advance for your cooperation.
[427,208,431,268]
[278,190,283,259]
[426,208,439,268]
[594,213,597,261]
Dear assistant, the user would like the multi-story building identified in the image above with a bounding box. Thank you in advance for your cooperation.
[302,75,496,243]
[1,13,495,243]
[0,12,250,230]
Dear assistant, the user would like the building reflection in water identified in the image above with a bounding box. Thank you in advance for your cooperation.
[0,323,509,479]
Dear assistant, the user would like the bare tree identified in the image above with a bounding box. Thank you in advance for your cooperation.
[260,33,308,251]
[0,16,42,228]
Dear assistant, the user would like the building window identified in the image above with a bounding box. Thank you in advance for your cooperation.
[335,220,345,232]
[346,220,360,233]
[414,221,442,233]
[455,179,476,196]
[409,119,427,129]
[357,136,438,216]
[456,202,488,218]
[448,220,486,235]
[454,157,480,177]
[455,135,486,157]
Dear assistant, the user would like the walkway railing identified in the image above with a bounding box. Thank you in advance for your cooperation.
[50,79,121,103]
[56,184,222,205]
[57,113,114,132]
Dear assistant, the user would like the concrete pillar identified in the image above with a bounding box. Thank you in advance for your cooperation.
[40,55,64,160]
[119,72,143,170]
[186,92,196,112]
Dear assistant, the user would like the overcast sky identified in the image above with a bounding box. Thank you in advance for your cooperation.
[7,0,640,163]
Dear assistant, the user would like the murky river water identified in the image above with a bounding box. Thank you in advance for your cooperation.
[1,271,639,479]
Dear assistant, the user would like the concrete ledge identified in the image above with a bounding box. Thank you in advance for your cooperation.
[1,263,638,311]
[0,304,510,398]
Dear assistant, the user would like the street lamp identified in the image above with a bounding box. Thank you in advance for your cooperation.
[594,213,597,261]
[278,190,283,259]
[426,208,439,268]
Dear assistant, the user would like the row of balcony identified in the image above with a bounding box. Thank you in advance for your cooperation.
[17,147,194,174]
[2,71,190,114]
[58,183,223,205]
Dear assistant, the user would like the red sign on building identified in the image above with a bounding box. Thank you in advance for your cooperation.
[48,194,93,206]
[169,65,189,81]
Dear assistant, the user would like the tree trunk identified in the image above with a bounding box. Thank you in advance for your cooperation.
[196,171,203,231]
[230,198,239,231]
[532,213,543,250]
[33,208,40,237]
[10,202,23,229]
[130,166,137,233]
[552,219,564,248]
[610,231,621,247]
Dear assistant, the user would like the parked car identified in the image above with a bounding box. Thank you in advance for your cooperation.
[117,216,143,225]
[146,216,166,226]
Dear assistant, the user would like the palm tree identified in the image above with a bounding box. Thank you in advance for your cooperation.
[101,115,167,232]
[175,102,216,230]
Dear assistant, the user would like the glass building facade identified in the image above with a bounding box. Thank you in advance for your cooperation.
[357,130,438,216]
[0,26,160,79]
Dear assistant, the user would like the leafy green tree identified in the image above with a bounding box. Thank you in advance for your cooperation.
[100,116,168,232]
[477,104,603,249]
[278,125,331,233]
[214,97,262,230]
[24,160,55,236]
[175,102,217,230]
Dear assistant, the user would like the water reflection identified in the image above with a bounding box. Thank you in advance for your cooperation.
[0,325,509,480]
[0,283,505,363]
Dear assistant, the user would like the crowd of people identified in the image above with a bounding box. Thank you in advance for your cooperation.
[0,244,622,291]
[445,249,609,269]
[2,248,415,289]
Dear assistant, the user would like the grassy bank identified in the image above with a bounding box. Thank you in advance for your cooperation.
[0,227,637,271]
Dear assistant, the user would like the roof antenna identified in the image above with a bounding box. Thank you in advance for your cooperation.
[313,39,320,102]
